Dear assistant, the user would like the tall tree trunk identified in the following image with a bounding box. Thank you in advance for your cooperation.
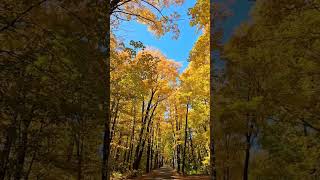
[14,127,28,180]
[189,128,197,170]
[243,133,251,180]
[25,122,44,180]
[209,0,217,178]
[146,130,152,173]
[127,101,137,168]
[133,100,157,170]
[170,108,176,169]
[133,92,155,170]
[243,112,253,180]
[110,100,120,143]
[15,115,32,180]
[101,0,111,178]
[182,100,189,174]
[24,148,36,180]
[77,138,83,180]
[175,105,181,173]
[150,128,154,171]
[0,121,17,180]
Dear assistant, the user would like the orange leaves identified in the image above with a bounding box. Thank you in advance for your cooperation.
[112,0,184,39]
[188,0,209,29]
[111,45,180,102]
[132,49,180,98]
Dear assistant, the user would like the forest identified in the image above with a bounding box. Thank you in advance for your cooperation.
[1,0,320,180]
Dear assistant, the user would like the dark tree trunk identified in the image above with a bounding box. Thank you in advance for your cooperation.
[189,128,197,170]
[15,115,32,180]
[101,0,111,177]
[170,109,176,169]
[209,0,217,178]
[175,105,181,173]
[243,112,253,180]
[243,133,251,180]
[110,100,120,143]
[146,133,151,173]
[24,148,36,180]
[133,92,155,170]
[77,138,83,180]
[133,100,157,170]
[14,129,28,180]
[150,128,154,171]
[0,123,17,180]
[182,100,189,174]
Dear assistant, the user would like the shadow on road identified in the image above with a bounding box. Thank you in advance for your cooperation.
[129,166,210,180]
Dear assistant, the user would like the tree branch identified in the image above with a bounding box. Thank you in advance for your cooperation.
[141,0,168,21]
[110,0,134,14]
[302,119,320,133]
[113,10,156,24]
[0,0,49,32]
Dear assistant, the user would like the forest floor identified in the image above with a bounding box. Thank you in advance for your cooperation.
[129,165,210,180]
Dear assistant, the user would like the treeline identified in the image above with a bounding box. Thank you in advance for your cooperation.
[165,0,320,179]
[1,1,107,179]
[108,42,180,176]
[213,0,320,179]
[1,0,320,180]
[1,0,184,179]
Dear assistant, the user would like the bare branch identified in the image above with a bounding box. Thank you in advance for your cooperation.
[302,119,320,133]
[113,10,156,24]
[110,0,134,14]
[0,0,48,32]
[55,4,91,29]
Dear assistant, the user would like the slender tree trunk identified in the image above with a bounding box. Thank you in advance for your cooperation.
[24,148,36,180]
[24,122,45,180]
[15,131,27,180]
[133,92,155,170]
[127,101,137,168]
[77,138,83,180]
[133,101,157,170]
[146,132,151,173]
[182,100,189,174]
[15,116,32,180]
[0,122,17,180]
[243,133,251,180]
[110,100,120,143]
[243,111,253,180]
[175,105,181,173]
[189,128,197,170]
[170,108,176,169]
[150,128,154,171]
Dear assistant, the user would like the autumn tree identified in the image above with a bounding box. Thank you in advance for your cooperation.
[220,0,320,179]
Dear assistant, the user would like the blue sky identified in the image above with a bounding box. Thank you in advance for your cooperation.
[222,0,254,42]
[114,1,199,73]
[114,1,254,73]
